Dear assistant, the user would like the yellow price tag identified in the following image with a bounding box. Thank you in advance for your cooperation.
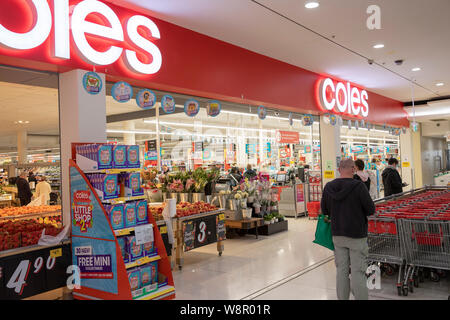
[160,226,168,234]
[219,214,225,221]
[402,162,410,167]
[137,258,146,265]
[50,248,62,258]
[324,170,334,179]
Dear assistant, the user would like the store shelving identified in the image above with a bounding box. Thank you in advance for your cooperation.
[135,285,175,300]
[125,254,161,269]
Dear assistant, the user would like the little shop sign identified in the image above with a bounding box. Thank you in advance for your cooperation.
[317,78,369,118]
[0,0,162,75]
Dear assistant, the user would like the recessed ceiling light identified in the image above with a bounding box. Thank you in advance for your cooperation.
[436,82,444,86]
[305,2,319,9]
[14,120,30,124]
[373,44,384,49]
[412,67,421,72]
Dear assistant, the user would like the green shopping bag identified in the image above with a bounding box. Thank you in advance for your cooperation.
[313,214,335,251]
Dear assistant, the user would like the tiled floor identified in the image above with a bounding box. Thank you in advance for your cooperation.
[173,217,450,300]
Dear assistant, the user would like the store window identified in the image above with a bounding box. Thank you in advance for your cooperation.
[105,85,322,184]
[0,66,62,252]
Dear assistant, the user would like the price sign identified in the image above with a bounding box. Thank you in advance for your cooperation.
[135,224,154,246]
[324,170,335,179]
[0,244,71,300]
[216,215,226,242]
[159,226,168,234]
[183,214,221,252]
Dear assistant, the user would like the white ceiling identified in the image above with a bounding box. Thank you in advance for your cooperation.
[107,0,450,103]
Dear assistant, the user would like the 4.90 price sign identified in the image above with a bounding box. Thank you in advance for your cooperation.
[0,244,71,299]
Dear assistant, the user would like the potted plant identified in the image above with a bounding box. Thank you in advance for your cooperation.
[263,214,272,225]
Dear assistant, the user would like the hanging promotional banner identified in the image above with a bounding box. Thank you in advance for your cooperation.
[144,140,158,168]
[184,99,200,117]
[112,81,133,103]
[329,114,338,126]
[355,120,359,130]
[161,95,176,114]
[304,145,312,153]
[207,100,221,117]
[276,130,300,144]
[289,113,293,126]
[257,106,267,120]
[83,72,102,95]
[136,89,156,109]
[302,114,314,126]
[350,146,365,153]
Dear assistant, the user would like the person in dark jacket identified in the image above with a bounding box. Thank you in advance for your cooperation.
[228,167,242,188]
[353,159,370,191]
[16,172,32,206]
[243,164,257,180]
[382,158,404,197]
[321,158,375,300]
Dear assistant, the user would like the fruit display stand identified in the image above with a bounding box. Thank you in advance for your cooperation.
[69,143,175,300]
[173,208,226,270]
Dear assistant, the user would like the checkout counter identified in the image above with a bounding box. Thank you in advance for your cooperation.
[271,169,308,218]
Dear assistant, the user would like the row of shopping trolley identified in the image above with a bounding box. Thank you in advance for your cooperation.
[368,187,450,297]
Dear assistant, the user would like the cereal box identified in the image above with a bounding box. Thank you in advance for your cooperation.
[150,261,158,284]
[124,202,137,228]
[126,145,140,168]
[112,145,127,168]
[143,240,154,257]
[117,236,129,264]
[140,266,152,288]
[105,203,124,230]
[135,200,148,225]
[124,172,143,197]
[127,268,141,291]
[127,236,144,261]
[98,144,113,169]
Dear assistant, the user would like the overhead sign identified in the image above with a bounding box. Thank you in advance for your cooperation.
[276,130,300,144]
[0,0,162,75]
[317,78,369,118]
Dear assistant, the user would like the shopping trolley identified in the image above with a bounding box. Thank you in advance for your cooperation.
[367,216,406,295]
[400,216,450,294]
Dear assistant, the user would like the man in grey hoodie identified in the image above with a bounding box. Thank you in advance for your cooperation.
[321,158,375,300]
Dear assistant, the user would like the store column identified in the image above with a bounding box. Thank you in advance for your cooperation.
[411,126,423,188]
[17,129,27,164]
[59,69,107,226]
[399,129,415,191]
[123,120,136,145]
[319,116,341,187]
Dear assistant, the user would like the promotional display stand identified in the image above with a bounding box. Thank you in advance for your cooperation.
[69,143,175,300]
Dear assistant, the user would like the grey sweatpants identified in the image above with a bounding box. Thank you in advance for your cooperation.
[332,236,369,300]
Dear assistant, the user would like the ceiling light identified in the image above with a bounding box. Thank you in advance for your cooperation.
[14,120,30,124]
[411,67,421,72]
[436,82,444,86]
[373,44,384,49]
[305,2,319,9]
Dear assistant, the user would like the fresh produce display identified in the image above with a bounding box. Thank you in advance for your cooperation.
[0,218,63,251]
[148,205,165,222]
[176,201,218,218]
[0,205,61,218]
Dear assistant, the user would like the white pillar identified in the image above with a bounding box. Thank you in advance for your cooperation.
[320,116,341,187]
[59,69,107,227]
[400,128,414,191]
[123,121,136,145]
[17,129,27,164]
[155,103,161,171]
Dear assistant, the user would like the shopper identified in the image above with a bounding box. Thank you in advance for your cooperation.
[353,159,370,191]
[16,172,32,206]
[244,164,257,180]
[321,158,375,300]
[35,176,52,205]
[382,158,404,197]
[229,167,242,188]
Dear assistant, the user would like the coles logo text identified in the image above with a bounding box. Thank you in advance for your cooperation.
[0,0,162,75]
[317,78,369,118]
[72,190,93,233]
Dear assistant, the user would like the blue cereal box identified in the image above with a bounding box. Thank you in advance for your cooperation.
[113,145,127,168]
[117,236,129,264]
[124,202,137,228]
[150,261,158,284]
[127,236,144,261]
[124,172,144,197]
[98,144,113,169]
[143,240,154,256]
[103,174,118,199]
[127,145,140,168]
[105,203,124,230]
[127,268,141,291]
[135,200,148,225]
[140,266,152,288]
